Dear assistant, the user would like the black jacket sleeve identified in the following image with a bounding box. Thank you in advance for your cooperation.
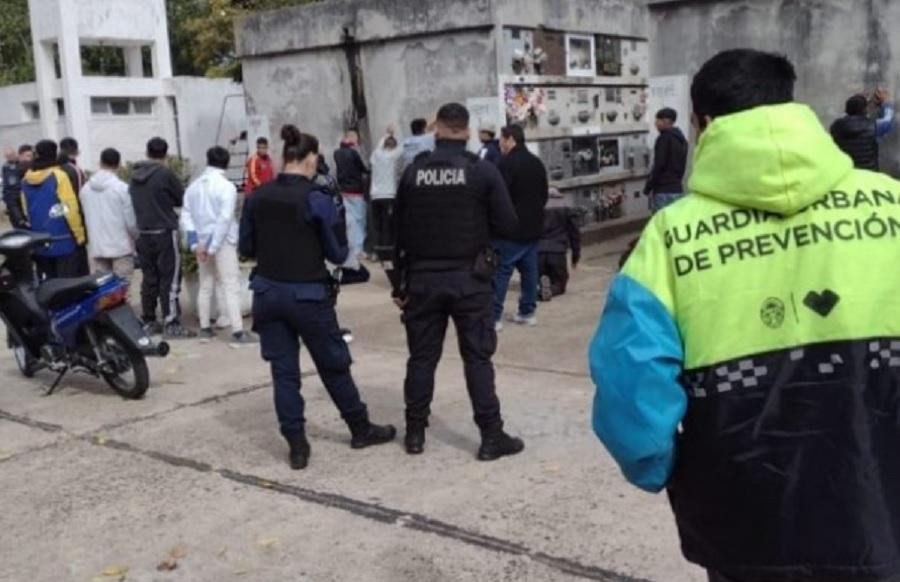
[644,133,670,195]
[238,194,257,259]
[168,170,185,208]
[484,163,518,238]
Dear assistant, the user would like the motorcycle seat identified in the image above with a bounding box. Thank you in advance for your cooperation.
[36,273,112,310]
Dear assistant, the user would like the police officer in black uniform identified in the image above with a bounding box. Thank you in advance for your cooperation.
[392,102,525,460]
[239,124,395,470]
[2,144,31,228]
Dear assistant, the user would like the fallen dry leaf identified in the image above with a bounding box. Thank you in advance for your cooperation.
[170,546,187,560]
[100,565,128,576]
[217,546,227,557]
[257,537,279,548]
[156,557,177,572]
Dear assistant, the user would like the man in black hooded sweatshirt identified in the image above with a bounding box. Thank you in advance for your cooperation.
[644,107,688,212]
[129,137,193,338]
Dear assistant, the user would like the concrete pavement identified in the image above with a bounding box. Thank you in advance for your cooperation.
[0,236,704,582]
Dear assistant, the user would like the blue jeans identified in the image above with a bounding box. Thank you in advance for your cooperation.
[342,194,367,263]
[650,192,684,213]
[492,240,539,322]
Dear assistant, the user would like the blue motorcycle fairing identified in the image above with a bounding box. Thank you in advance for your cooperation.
[50,276,129,347]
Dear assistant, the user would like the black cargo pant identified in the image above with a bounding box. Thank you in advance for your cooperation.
[136,230,181,324]
[402,269,502,431]
[538,252,569,297]
[250,277,369,438]
[371,199,395,261]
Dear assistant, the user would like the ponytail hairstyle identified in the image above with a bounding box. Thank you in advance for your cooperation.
[281,124,319,164]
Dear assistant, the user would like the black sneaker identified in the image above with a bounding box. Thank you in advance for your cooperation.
[198,327,216,342]
[350,422,397,449]
[477,430,525,461]
[163,322,197,339]
[404,424,426,455]
[143,321,163,336]
[286,434,310,470]
[539,275,553,302]
[229,331,258,347]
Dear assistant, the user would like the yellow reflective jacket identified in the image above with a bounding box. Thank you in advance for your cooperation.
[591,103,900,579]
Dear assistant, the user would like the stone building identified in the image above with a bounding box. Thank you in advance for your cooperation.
[0,0,246,173]
[236,0,656,228]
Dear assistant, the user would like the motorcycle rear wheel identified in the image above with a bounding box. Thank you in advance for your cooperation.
[8,335,37,378]
[98,334,149,399]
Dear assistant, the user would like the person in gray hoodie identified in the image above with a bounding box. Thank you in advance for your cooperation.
[80,148,137,281]
[129,137,192,338]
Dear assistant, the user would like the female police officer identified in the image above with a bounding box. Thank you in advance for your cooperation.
[239,124,395,470]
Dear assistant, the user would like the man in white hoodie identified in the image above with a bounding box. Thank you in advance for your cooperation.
[181,146,256,345]
[80,148,137,281]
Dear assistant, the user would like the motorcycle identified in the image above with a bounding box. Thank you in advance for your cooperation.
[0,228,169,398]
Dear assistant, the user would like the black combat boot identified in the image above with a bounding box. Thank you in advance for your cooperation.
[349,421,397,449]
[477,427,525,461]
[286,433,310,470]
[404,422,427,455]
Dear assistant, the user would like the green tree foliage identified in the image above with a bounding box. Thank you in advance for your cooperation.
[0,0,318,87]
[0,0,35,86]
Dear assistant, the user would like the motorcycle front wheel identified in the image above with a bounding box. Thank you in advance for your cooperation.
[98,334,149,399]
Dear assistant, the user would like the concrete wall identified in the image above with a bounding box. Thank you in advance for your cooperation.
[90,117,169,166]
[495,0,648,36]
[170,77,247,175]
[649,0,900,175]
[237,0,498,163]
[0,83,41,126]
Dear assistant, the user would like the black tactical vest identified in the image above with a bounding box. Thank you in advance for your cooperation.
[251,176,330,284]
[401,152,490,262]
[831,115,879,171]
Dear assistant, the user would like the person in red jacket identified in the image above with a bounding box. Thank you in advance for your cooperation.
[244,137,274,195]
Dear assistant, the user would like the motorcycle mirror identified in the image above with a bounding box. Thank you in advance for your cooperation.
[48,203,69,219]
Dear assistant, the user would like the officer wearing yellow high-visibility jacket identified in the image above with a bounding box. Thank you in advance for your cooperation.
[590,49,900,582]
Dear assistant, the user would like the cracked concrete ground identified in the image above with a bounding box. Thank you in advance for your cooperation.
[0,235,705,582]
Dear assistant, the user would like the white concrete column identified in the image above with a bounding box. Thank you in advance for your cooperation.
[56,0,92,163]
[152,0,174,79]
[125,45,144,78]
[31,41,59,140]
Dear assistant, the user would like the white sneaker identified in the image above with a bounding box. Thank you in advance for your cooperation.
[494,320,504,333]
[509,313,537,326]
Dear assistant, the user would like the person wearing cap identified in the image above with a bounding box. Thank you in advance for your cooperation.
[478,124,502,166]
[538,187,582,301]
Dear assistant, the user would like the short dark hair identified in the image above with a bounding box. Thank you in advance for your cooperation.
[656,108,677,122]
[501,124,526,145]
[436,103,469,131]
[59,137,78,155]
[146,137,168,159]
[256,137,269,146]
[34,140,57,164]
[206,146,230,170]
[410,118,428,135]
[845,95,868,116]
[18,144,32,155]
[691,49,796,120]
[100,148,121,168]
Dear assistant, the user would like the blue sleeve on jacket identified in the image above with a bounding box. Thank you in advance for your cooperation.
[238,193,257,258]
[306,190,349,265]
[876,104,895,138]
[589,274,687,493]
